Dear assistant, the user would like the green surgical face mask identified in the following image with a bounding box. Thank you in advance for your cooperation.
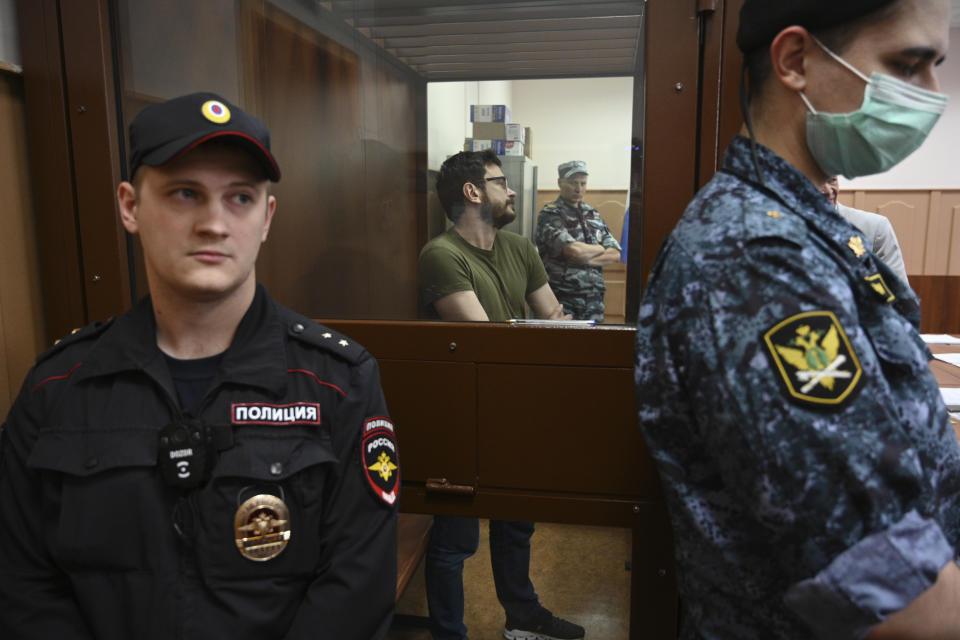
[799,36,948,179]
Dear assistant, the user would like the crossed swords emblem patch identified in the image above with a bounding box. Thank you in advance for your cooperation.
[763,310,862,407]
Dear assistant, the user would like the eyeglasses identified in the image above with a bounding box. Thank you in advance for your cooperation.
[485,176,508,188]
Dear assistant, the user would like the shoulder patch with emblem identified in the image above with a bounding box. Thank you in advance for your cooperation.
[362,417,399,507]
[763,310,862,407]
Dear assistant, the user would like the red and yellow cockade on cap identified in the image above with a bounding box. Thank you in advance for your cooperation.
[201,100,231,124]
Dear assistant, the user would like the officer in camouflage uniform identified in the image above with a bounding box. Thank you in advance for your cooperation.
[535,161,621,322]
[635,1,960,638]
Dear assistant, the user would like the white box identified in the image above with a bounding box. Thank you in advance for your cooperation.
[469,104,511,123]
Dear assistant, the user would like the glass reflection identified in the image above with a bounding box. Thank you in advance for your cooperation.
[111,0,644,324]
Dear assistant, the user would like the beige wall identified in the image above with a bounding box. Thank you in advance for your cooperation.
[839,189,960,277]
[0,71,43,416]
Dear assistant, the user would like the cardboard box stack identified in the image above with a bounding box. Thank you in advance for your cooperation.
[463,105,532,159]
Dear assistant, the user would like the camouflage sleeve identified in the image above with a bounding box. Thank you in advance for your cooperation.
[598,220,621,251]
[638,235,959,635]
[534,208,576,258]
[784,511,954,637]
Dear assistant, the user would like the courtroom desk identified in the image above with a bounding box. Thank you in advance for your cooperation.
[319,320,676,640]
[927,341,960,443]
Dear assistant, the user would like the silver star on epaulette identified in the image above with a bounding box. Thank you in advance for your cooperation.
[339,339,349,347]
[322,333,332,339]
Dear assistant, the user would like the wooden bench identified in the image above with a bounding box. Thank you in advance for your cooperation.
[393,512,434,631]
[396,512,433,601]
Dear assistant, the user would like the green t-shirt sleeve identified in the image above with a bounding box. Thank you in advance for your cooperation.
[524,237,550,297]
[418,243,474,306]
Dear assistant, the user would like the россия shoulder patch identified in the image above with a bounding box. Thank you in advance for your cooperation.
[763,310,863,407]
[362,417,399,507]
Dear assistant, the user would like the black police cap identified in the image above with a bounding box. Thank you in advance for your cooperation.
[128,92,281,181]
[736,0,899,53]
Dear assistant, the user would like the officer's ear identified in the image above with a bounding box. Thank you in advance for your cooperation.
[769,26,816,93]
[261,194,277,243]
[117,181,140,235]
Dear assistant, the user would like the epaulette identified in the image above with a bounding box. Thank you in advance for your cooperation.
[742,203,807,247]
[36,317,115,365]
[541,203,559,212]
[282,313,367,365]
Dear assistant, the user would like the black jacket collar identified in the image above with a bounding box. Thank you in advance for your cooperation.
[74,284,288,398]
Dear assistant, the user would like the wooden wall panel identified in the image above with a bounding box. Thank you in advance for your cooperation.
[909,276,960,333]
[923,190,950,275]
[244,7,365,317]
[59,0,130,321]
[16,0,87,344]
[637,0,702,299]
[378,359,477,487]
[238,3,425,321]
[0,72,44,414]
[843,189,960,277]
[866,192,930,276]
[477,364,654,496]
[0,296,8,414]
[944,193,960,276]
[840,189,960,332]
[107,1,428,320]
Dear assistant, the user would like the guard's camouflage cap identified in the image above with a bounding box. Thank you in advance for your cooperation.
[737,0,898,53]
[558,160,588,179]
[128,92,281,182]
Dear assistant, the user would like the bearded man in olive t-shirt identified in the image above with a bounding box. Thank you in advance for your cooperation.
[419,223,550,322]
[418,151,567,323]
[416,150,584,640]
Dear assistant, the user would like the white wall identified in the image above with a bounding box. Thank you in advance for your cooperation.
[841,27,960,190]
[427,81,513,171]
[0,0,20,71]
[511,77,633,190]
[428,77,634,190]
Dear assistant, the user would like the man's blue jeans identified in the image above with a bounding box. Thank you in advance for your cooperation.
[425,516,540,640]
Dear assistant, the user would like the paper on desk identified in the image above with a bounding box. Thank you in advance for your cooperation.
[941,388,960,410]
[921,334,960,344]
[935,353,960,367]
[508,319,596,327]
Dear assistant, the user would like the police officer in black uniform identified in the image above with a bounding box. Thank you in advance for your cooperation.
[0,93,400,639]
